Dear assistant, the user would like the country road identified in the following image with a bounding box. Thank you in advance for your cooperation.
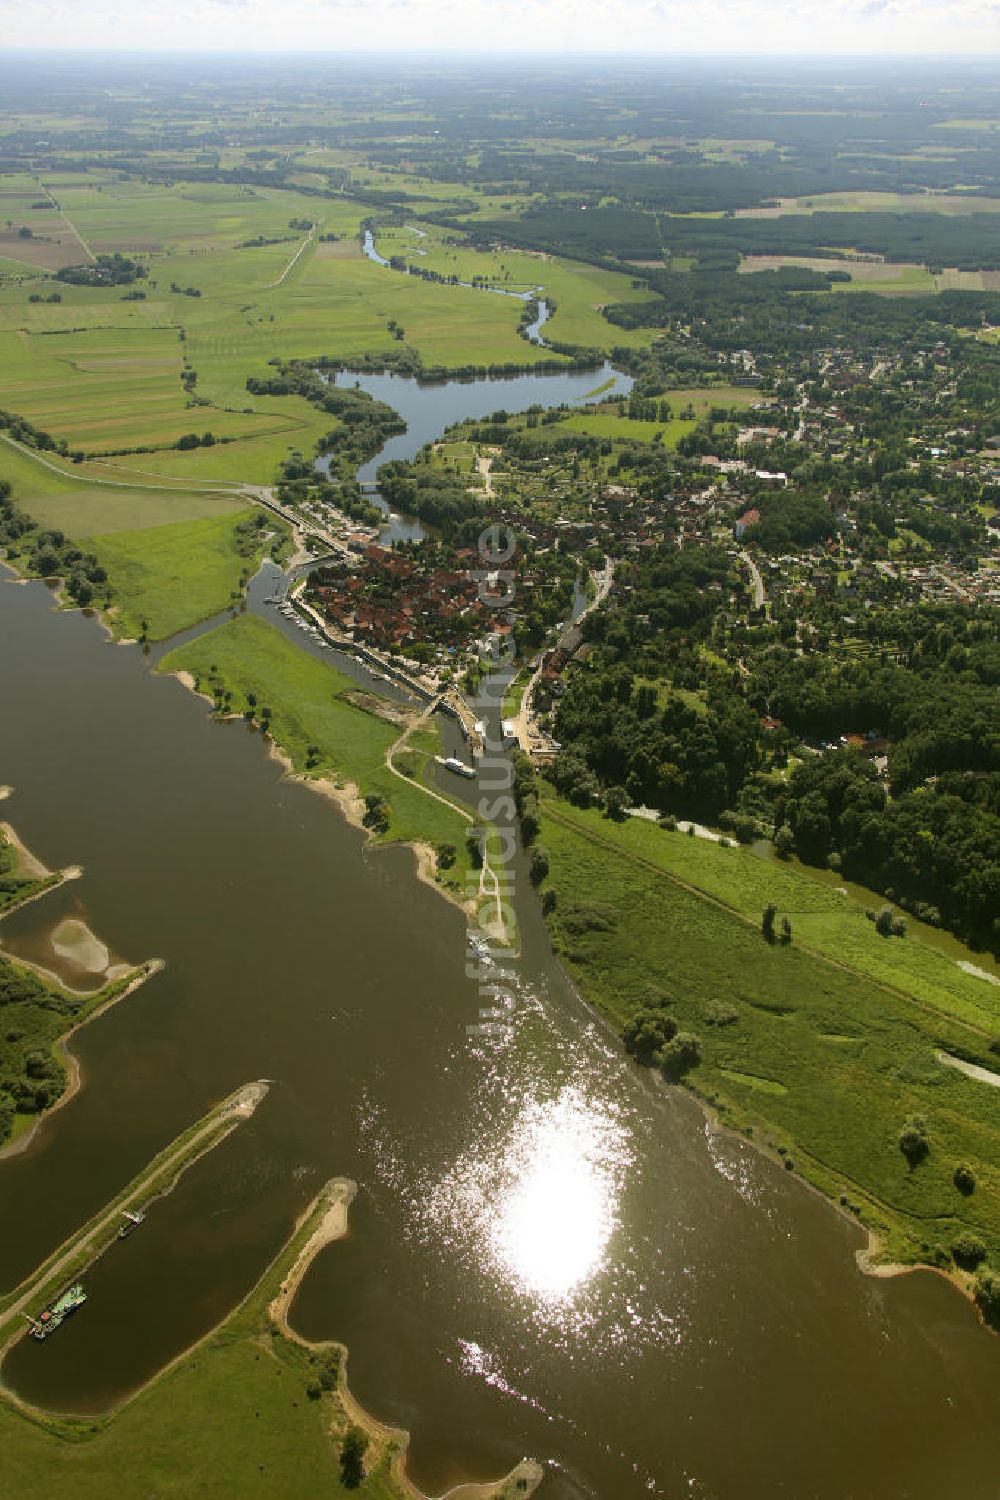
[740,548,766,611]
[265,227,315,289]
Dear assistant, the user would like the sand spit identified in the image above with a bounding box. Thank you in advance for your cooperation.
[271,1179,544,1500]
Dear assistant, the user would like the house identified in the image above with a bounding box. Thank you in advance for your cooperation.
[734,508,760,539]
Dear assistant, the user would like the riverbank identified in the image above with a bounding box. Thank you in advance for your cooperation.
[0,1080,269,1355]
[0,820,77,917]
[270,1181,544,1500]
[533,790,1000,1318]
[0,959,165,1162]
[0,1173,542,1500]
[158,613,483,912]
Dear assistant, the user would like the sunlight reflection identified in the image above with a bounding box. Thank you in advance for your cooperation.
[489,1087,625,1302]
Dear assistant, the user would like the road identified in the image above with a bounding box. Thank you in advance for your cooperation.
[740,548,766,611]
[265,227,316,289]
[513,557,613,754]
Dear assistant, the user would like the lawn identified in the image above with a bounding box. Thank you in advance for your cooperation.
[84,509,270,640]
[159,616,476,895]
[537,796,1000,1274]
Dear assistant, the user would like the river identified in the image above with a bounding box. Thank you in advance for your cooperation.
[1,357,1000,1498]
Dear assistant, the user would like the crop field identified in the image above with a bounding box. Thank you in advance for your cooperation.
[735,190,1000,217]
[539,797,1000,1269]
[0,322,298,455]
[160,615,477,893]
[44,175,349,255]
[738,253,937,293]
[0,180,89,269]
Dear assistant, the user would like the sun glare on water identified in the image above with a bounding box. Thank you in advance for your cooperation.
[417,1080,632,1320]
[490,1088,624,1302]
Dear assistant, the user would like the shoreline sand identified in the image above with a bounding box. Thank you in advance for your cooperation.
[271,1180,544,1500]
[161,665,473,920]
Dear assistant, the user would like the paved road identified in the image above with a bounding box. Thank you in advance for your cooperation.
[740,548,766,611]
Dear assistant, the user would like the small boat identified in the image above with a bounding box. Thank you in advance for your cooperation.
[117,1209,145,1240]
[438,756,477,780]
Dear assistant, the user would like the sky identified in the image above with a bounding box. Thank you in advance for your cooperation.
[0,0,998,56]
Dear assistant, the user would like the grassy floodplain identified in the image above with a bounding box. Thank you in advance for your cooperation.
[159,615,477,897]
[0,169,634,496]
[537,796,1000,1278]
[84,508,276,640]
[0,1179,402,1500]
[0,442,280,640]
[370,220,660,349]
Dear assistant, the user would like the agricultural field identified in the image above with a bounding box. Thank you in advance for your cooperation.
[538,796,1000,1272]
[738,254,938,294]
[735,190,1000,218]
[0,172,604,488]
[42,175,344,255]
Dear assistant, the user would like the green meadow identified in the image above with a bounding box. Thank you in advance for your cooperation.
[0,436,271,638]
[86,509,270,640]
[159,615,475,895]
[0,1189,401,1500]
[558,411,695,446]
[370,220,660,349]
[0,172,604,491]
[538,797,1000,1272]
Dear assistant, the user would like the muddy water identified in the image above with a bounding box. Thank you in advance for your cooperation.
[1,576,999,1500]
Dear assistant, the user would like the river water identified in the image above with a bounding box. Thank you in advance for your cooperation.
[1,359,1000,1498]
[321,360,631,546]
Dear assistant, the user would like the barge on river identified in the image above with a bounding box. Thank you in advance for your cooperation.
[26,1283,87,1340]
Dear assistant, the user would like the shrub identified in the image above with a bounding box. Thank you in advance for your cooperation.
[951,1232,987,1270]
[953,1164,976,1196]
[622,1007,677,1064]
[975,1269,1000,1327]
[660,1031,701,1081]
[774,824,795,858]
[898,1115,929,1166]
[340,1425,369,1488]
